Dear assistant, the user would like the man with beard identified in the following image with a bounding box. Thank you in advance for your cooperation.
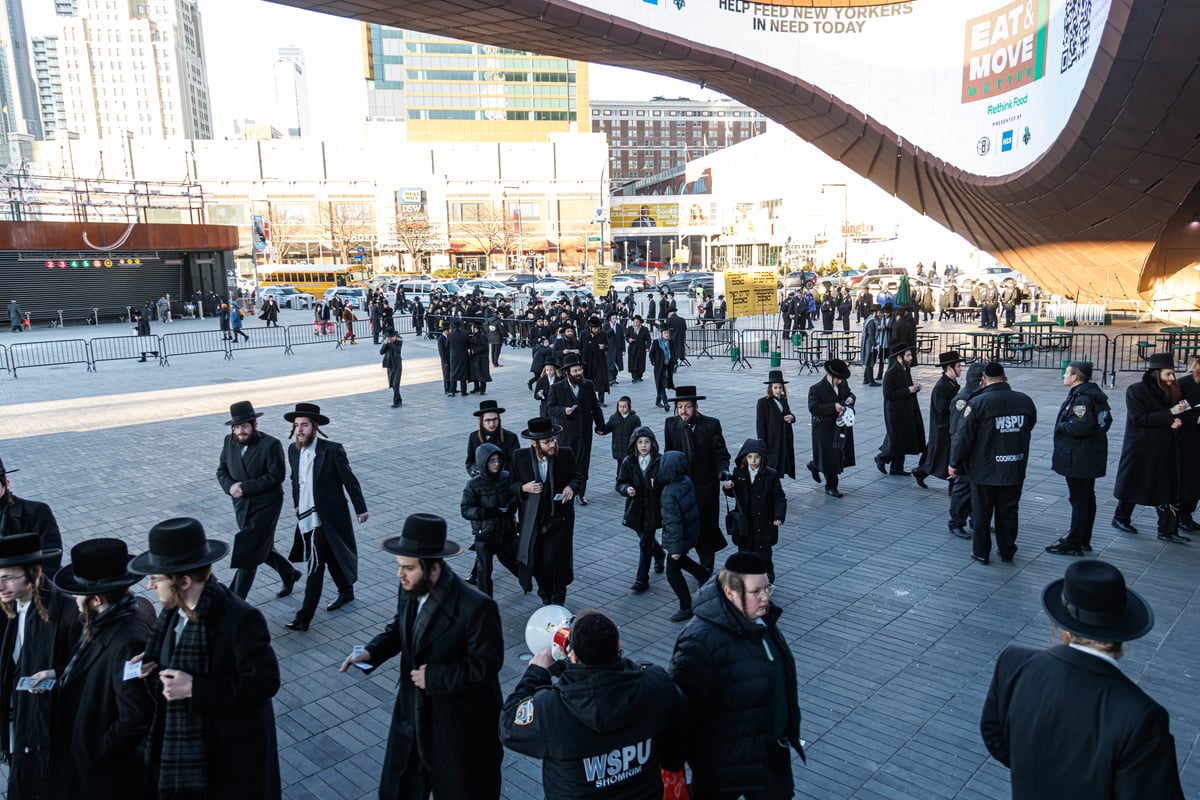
[511,417,583,605]
[581,316,611,406]
[1112,353,1192,543]
[0,534,77,799]
[547,354,609,505]
[134,518,281,799]
[553,322,582,363]
[50,539,157,799]
[913,352,963,489]
[1046,361,1112,556]
[0,457,63,576]
[806,359,857,498]
[341,513,504,800]
[947,362,985,540]
[1177,356,1200,532]
[874,343,925,477]
[283,403,369,631]
[605,311,626,385]
[465,400,521,476]
[217,400,301,599]
[664,387,731,572]
[626,314,651,382]
[446,320,471,398]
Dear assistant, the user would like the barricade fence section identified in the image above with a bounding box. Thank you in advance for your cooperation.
[228,325,290,354]
[8,338,90,377]
[684,321,736,361]
[89,335,163,368]
[160,330,232,363]
[0,343,7,374]
[1110,331,1200,379]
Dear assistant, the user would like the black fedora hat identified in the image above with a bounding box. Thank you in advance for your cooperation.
[54,538,144,595]
[226,400,264,426]
[129,517,229,574]
[283,402,330,426]
[762,369,789,385]
[1041,560,1153,643]
[0,533,61,568]
[668,386,706,402]
[938,351,963,367]
[473,399,507,417]
[521,416,562,440]
[381,513,462,559]
[560,354,583,370]
[0,456,15,476]
[888,342,916,359]
[824,359,851,380]
[1146,352,1175,371]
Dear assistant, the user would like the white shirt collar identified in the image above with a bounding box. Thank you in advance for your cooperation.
[1068,642,1120,669]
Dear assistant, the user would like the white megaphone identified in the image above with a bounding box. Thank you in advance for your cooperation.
[525,605,573,660]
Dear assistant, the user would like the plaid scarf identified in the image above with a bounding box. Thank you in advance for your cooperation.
[145,580,215,793]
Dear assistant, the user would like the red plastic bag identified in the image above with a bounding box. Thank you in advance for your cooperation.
[661,768,689,800]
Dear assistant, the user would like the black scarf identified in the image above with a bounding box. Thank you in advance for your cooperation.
[145,580,216,793]
[60,593,138,686]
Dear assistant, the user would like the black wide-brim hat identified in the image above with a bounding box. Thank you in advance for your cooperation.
[824,359,851,380]
[522,416,563,440]
[561,354,583,370]
[283,402,330,426]
[1146,352,1175,371]
[129,517,229,574]
[1041,560,1154,643]
[381,513,462,559]
[55,538,144,595]
[226,400,264,426]
[473,399,507,417]
[668,386,706,402]
[938,351,963,367]
[888,342,916,359]
[0,455,16,476]
[763,369,788,385]
[0,533,61,569]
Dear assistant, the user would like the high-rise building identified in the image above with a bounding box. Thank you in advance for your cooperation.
[0,0,44,140]
[361,24,588,143]
[273,45,310,138]
[32,0,213,141]
[592,97,767,184]
[31,36,64,140]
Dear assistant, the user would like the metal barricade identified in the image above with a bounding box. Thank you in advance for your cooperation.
[227,325,291,355]
[88,335,165,369]
[160,330,233,364]
[287,321,340,348]
[0,344,7,375]
[685,321,737,361]
[1110,331,1200,381]
[7,339,90,377]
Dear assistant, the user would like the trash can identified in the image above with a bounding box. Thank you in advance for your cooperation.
[770,351,781,368]
[792,332,802,347]
[759,338,769,354]
[1055,315,1065,326]
[730,346,740,363]
[1103,313,1112,325]
[1030,314,1038,323]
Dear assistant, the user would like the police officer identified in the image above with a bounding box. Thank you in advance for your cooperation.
[946,362,985,540]
[949,362,1037,565]
[499,610,686,799]
[1046,362,1112,556]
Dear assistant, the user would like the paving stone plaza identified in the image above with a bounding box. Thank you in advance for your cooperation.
[0,310,1197,799]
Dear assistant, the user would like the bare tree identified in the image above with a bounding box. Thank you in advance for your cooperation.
[386,206,445,270]
[457,203,518,268]
[318,201,375,266]
[267,206,309,263]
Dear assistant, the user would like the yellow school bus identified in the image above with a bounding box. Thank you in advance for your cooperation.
[257,264,362,296]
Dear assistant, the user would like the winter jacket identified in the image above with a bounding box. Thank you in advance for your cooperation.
[616,426,661,533]
[657,451,698,556]
[460,443,519,547]
[723,440,786,549]
[949,382,1038,485]
[1051,381,1111,479]
[607,411,643,461]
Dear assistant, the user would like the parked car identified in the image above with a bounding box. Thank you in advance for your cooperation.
[848,266,908,287]
[541,287,595,304]
[258,285,313,310]
[461,279,520,301]
[502,273,539,291]
[976,265,1030,285]
[323,286,368,311]
[657,271,714,295]
[531,277,574,295]
[610,275,644,293]
[612,272,652,290]
[782,271,819,290]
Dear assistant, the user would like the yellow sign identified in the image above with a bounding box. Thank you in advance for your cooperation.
[593,263,612,297]
[725,268,778,320]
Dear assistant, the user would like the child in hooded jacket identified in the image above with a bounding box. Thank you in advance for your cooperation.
[615,426,666,593]
[722,438,787,582]
[606,396,642,477]
[657,450,710,621]
[460,443,520,596]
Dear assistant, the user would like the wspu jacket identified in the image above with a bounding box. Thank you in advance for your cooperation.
[950,382,1038,485]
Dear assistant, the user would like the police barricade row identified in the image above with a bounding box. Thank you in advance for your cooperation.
[287,321,340,348]
[7,338,91,378]
[88,335,165,370]
[0,343,7,375]
[906,330,1110,376]
[1111,331,1200,380]
[160,329,233,364]
[227,325,291,355]
[684,321,737,362]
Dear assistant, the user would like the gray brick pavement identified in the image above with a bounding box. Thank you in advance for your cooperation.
[0,314,1197,798]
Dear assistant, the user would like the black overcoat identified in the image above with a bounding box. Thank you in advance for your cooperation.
[755,395,796,479]
[626,324,650,377]
[1177,374,1200,502]
[880,359,926,456]
[446,329,471,382]
[663,414,730,555]
[365,567,504,800]
[217,431,286,569]
[0,495,64,576]
[807,376,856,474]
[616,444,662,534]
[581,330,610,394]
[469,331,492,383]
[1113,372,1179,506]
[547,379,608,480]
[511,446,583,591]
[287,439,367,584]
[723,465,787,548]
[917,373,960,479]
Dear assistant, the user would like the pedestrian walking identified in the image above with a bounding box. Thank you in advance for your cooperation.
[658,450,710,622]
[756,369,796,480]
[616,426,667,593]
[875,343,925,476]
[547,354,609,505]
[0,456,64,576]
[132,310,159,362]
[1046,361,1112,556]
[460,444,521,597]
[7,299,23,332]
[1177,355,1200,531]
[650,324,676,409]
[913,351,963,488]
[723,438,786,582]
[231,303,249,342]
[663,386,731,572]
[946,362,985,540]
[379,328,404,408]
[606,396,641,479]
[806,359,857,498]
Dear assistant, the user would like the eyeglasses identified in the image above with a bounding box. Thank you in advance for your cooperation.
[746,584,774,599]
[0,575,27,586]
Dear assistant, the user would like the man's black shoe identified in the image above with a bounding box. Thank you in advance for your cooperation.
[890,470,912,477]
[949,526,971,540]
[971,554,990,565]
[630,579,649,593]
[1157,532,1192,544]
[1045,542,1084,556]
[825,488,844,498]
[913,470,929,488]
[1111,518,1138,534]
[277,569,302,598]
[285,617,310,632]
[326,593,354,612]
[578,495,588,506]
[874,455,886,474]
[807,462,821,483]
[1081,543,1093,552]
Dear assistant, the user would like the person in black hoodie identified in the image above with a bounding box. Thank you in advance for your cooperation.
[460,443,520,597]
[722,439,787,583]
[500,610,686,800]
[657,451,708,622]
[1046,361,1112,556]
[606,397,642,479]
[669,552,805,799]
[615,426,666,593]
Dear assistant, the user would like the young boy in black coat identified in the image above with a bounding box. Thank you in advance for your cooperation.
[605,396,642,478]
[615,426,666,593]
[460,444,520,597]
[722,438,787,582]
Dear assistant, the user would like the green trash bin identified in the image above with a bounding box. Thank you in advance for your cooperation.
[759,338,769,354]
[1103,313,1112,325]
[1030,313,1038,323]
[1055,315,1065,326]
[730,346,740,363]
[770,351,782,368]
[792,332,802,347]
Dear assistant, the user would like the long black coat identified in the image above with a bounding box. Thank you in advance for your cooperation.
[365,566,504,800]
[616,431,662,534]
[808,376,856,474]
[1177,373,1200,502]
[1113,371,1179,506]
[723,465,787,548]
[52,596,157,799]
[511,446,583,591]
[0,495,64,576]
[547,379,608,481]
[1051,381,1111,480]
[217,431,286,569]
[626,324,650,378]
[581,330,610,394]
[981,645,1183,799]
[917,374,960,479]
[287,439,368,584]
[755,395,796,479]
[469,331,492,383]
[880,359,926,456]
[666,313,687,360]
[663,414,730,555]
[143,582,281,800]
[446,329,471,382]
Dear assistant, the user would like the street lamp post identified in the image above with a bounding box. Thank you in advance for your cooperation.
[822,182,849,280]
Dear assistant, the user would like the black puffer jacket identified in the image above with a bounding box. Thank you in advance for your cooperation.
[460,443,518,546]
[668,582,804,793]
[722,439,787,548]
[615,426,661,533]
[657,451,698,556]
[1051,380,1111,479]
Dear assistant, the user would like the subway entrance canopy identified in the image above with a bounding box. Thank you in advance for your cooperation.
[271,0,1200,311]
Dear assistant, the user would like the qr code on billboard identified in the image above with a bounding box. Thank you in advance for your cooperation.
[1060,0,1092,73]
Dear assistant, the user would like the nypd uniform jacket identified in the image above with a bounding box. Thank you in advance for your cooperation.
[949,382,1038,485]
[500,659,686,799]
[1051,381,1111,479]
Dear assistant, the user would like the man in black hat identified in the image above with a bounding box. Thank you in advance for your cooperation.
[446,320,471,397]
[981,560,1184,798]
[465,399,520,477]
[500,609,687,799]
[547,354,610,505]
[0,457,63,576]
[51,538,157,798]
[859,304,883,386]
[806,359,857,498]
[1111,352,1192,543]
[949,362,1037,564]
[340,513,503,800]
[649,324,676,410]
[284,403,369,631]
[217,400,300,600]
[626,314,651,382]
[132,309,159,363]
[756,369,796,480]
[437,322,454,396]
[581,315,611,405]
[134,517,282,798]
[913,351,963,489]
[874,343,925,477]
[669,552,805,798]
[380,327,404,407]
[666,305,688,365]
[0,534,77,798]
[1046,361,1112,556]
[664,387,730,572]
[511,417,583,605]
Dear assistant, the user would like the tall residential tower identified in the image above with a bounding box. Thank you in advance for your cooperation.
[273,45,310,138]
